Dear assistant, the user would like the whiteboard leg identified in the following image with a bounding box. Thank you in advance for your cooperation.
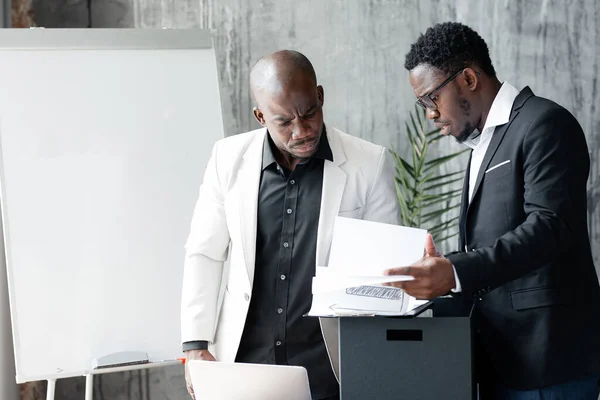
[85,374,93,400]
[46,379,56,400]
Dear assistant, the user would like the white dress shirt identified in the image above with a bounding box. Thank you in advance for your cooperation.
[451,82,520,293]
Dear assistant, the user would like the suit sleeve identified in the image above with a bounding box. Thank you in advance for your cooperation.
[362,147,401,225]
[448,107,589,298]
[181,141,231,345]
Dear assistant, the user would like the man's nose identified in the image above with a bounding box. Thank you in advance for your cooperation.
[426,107,440,120]
[292,121,312,140]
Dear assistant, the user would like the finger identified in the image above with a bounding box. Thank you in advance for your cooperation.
[386,266,429,279]
[383,281,405,289]
[384,266,413,276]
[424,233,440,257]
[187,385,195,400]
[383,276,424,290]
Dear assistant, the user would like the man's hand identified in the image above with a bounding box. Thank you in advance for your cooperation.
[383,234,455,299]
[184,349,216,400]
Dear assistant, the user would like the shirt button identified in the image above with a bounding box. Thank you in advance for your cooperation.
[276,341,282,346]
[283,242,289,248]
[286,208,293,214]
[290,180,296,185]
[277,308,283,314]
[244,293,250,301]
[280,274,286,280]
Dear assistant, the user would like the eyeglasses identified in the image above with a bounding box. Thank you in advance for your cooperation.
[416,69,464,111]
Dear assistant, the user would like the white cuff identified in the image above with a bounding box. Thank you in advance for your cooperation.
[451,265,462,293]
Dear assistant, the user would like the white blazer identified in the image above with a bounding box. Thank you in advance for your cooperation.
[181,126,400,378]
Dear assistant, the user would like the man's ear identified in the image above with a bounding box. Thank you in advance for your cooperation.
[253,107,266,126]
[317,85,324,107]
[463,68,479,91]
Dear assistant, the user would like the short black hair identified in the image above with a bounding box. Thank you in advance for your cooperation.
[404,22,496,77]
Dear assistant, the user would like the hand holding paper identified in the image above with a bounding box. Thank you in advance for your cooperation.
[383,233,456,299]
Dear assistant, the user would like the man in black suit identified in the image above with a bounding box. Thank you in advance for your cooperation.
[385,22,600,399]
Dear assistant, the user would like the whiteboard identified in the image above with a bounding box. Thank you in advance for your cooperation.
[0,29,224,383]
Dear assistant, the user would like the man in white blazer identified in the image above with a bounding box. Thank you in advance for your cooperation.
[181,50,399,400]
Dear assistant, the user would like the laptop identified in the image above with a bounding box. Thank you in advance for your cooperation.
[187,360,312,400]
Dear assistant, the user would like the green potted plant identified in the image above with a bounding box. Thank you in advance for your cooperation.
[390,106,468,249]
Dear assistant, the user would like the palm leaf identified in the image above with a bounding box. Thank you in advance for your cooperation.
[392,107,467,247]
[415,138,428,178]
[420,188,463,201]
[425,170,464,183]
[423,150,469,173]
[423,177,464,192]
[420,190,463,209]
[405,121,419,169]
[410,109,421,142]
[429,134,446,144]
[428,216,460,236]
[390,151,416,179]
[394,162,413,188]
[426,128,442,138]
[435,231,460,243]
[420,203,461,224]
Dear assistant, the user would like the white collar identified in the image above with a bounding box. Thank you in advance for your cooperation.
[463,82,520,149]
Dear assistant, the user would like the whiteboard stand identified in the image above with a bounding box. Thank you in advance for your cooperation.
[85,374,93,400]
[46,379,56,400]
[41,361,184,400]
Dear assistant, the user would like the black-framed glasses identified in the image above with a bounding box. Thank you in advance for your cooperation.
[416,69,464,111]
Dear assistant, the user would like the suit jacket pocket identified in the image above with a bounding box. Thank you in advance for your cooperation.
[484,161,512,181]
[510,287,569,311]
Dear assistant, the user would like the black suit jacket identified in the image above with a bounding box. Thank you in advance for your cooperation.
[447,87,600,390]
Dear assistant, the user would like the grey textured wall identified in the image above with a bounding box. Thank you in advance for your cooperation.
[23,0,600,399]
[127,0,600,267]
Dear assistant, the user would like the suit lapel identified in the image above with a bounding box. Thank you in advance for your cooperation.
[461,86,534,247]
[458,152,472,251]
[316,128,347,267]
[467,118,515,211]
[238,130,266,286]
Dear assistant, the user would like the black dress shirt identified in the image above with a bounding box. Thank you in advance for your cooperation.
[183,130,339,400]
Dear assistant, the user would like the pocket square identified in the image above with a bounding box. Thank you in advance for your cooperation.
[485,160,511,174]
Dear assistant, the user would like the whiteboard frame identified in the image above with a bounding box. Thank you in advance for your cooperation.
[0,28,213,50]
[0,28,215,384]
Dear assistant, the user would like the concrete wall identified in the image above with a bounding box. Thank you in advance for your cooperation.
[19,0,600,399]
[131,0,600,267]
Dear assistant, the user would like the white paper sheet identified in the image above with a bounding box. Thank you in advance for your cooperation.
[312,266,414,293]
[327,217,427,275]
[308,217,428,317]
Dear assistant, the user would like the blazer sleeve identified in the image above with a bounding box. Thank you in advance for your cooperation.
[362,147,401,225]
[181,140,231,344]
[448,107,589,298]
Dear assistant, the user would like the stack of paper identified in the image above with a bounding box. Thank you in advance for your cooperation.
[308,217,428,317]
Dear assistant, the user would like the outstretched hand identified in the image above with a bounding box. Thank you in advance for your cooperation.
[383,234,455,299]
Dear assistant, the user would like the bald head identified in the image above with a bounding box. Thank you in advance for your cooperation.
[250,50,317,104]
[249,50,325,168]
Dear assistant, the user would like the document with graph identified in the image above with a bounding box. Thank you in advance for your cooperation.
[308,217,429,317]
